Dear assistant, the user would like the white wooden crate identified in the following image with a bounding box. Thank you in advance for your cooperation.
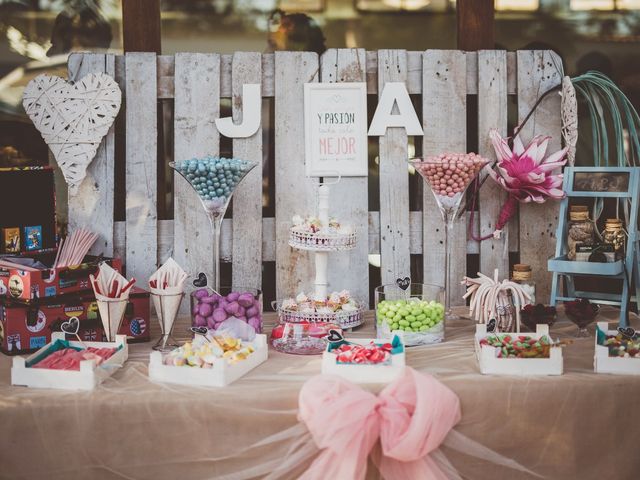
[594,322,640,375]
[148,334,268,387]
[321,336,406,383]
[66,50,562,311]
[475,324,563,376]
[11,333,128,390]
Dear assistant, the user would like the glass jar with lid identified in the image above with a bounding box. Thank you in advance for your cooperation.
[567,205,595,260]
[603,218,626,258]
[511,264,536,307]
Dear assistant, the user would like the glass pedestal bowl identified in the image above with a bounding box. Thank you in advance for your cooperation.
[565,299,600,337]
[520,304,557,332]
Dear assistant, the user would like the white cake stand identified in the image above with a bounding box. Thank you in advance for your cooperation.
[277,178,364,330]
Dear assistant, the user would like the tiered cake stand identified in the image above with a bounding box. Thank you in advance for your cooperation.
[276,180,364,330]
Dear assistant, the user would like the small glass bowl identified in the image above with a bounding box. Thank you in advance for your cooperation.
[520,304,557,332]
[565,299,600,337]
[270,321,340,355]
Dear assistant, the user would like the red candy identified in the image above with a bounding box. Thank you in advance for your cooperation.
[32,347,117,370]
[334,342,391,365]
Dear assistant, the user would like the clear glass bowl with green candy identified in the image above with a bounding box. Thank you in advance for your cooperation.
[375,283,445,346]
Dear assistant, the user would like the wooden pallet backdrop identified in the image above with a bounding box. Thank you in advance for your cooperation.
[66,49,563,310]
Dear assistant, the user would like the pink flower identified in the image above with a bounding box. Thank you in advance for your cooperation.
[486,129,567,203]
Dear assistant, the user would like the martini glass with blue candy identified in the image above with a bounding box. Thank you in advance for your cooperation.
[170,156,258,292]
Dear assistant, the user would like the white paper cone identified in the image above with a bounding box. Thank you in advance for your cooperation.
[96,292,129,342]
[150,288,183,335]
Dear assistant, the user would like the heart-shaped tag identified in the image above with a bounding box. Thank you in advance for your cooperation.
[326,329,344,343]
[486,318,497,333]
[22,73,122,195]
[396,277,410,291]
[618,327,636,339]
[190,326,209,336]
[193,272,208,288]
[61,316,80,335]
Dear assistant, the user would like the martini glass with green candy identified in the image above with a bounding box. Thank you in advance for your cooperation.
[170,156,258,292]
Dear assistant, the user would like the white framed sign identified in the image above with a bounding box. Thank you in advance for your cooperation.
[304,83,368,177]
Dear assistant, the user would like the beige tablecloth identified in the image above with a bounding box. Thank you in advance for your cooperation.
[1,308,639,480]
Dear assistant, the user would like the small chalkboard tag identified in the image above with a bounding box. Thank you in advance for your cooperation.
[326,329,344,343]
[486,318,497,333]
[190,326,209,336]
[61,316,80,335]
[193,272,208,288]
[617,327,636,339]
[396,277,410,291]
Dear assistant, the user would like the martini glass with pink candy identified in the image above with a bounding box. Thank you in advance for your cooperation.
[410,153,489,320]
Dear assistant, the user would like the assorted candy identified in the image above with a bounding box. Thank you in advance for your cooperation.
[601,334,640,358]
[163,336,255,368]
[172,156,255,213]
[376,299,444,333]
[479,334,551,359]
[281,291,358,314]
[192,288,262,333]
[32,346,117,370]
[413,152,488,198]
[333,341,392,365]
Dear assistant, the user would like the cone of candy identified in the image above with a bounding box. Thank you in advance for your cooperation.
[149,258,188,351]
[90,263,135,342]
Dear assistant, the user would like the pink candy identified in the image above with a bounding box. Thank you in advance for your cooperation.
[414,152,487,198]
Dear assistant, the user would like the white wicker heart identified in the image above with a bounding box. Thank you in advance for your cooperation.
[22,73,122,195]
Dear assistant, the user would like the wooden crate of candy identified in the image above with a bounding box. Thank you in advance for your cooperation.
[475,324,563,376]
[148,334,268,387]
[11,332,128,390]
[594,322,640,375]
[321,333,405,383]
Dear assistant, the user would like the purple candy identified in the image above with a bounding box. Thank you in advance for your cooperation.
[237,306,246,317]
[195,315,207,327]
[212,308,227,323]
[237,293,254,308]
[194,289,209,299]
[226,292,240,302]
[201,295,217,304]
[248,317,261,332]
[246,306,259,318]
[199,303,213,317]
[192,303,200,316]
[224,301,240,316]
[207,317,216,329]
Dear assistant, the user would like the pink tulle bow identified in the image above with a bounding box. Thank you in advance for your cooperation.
[298,367,461,480]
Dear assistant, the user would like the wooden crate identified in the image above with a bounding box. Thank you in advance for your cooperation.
[66,50,563,323]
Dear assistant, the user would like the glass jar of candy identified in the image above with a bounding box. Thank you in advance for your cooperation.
[191,286,263,333]
[375,283,445,346]
[567,205,595,260]
[511,264,536,307]
[603,218,626,258]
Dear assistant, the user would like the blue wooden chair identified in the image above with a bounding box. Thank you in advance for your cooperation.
[548,167,640,327]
